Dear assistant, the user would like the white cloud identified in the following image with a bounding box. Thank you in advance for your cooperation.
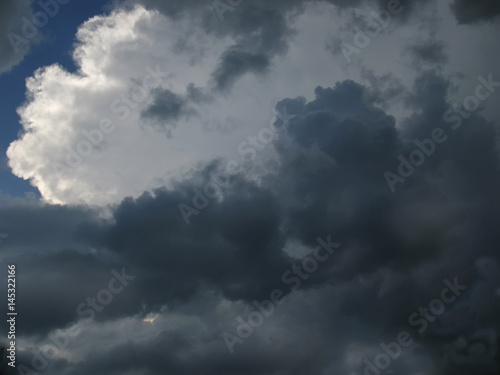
[7,5,232,205]
[6,4,350,206]
[8,1,498,206]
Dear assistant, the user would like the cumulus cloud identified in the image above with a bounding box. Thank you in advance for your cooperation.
[6,1,373,206]
[6,5,250,205]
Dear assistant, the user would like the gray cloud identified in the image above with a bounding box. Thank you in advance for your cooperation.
[0,0,36,74]
[2,68,500,374]
[140,84,216,135]
[3,1,500,372]
[451,0,500,24]
[406,40,448,66]
[142,89,185,121]
[213,50,270,91]
[127,0,430,92]
[141,89,187,136]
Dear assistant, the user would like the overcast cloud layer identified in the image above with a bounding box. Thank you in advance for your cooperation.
[1,0,500,374]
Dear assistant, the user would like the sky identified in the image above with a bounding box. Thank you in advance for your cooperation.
[0,0,500,374]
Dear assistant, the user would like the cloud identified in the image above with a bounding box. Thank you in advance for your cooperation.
[4,2,500,373]
[0,0,36,74]
[141,89,188,136]
[4,66,500,374]
[213,50,270,91]
[130,0,300,91]
[133,0,430,92]
[7,1,377,206]
[6,5,245,205]
[406,40,448,66]
[451,0,500,24]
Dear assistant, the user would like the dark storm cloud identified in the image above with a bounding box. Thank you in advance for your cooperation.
[3,69,500,374]
[45,316,343,375]
[266,72,500,374]
[269,81,401,262]
[88,175,293,304]
[451,0,500,24]
[1,0,499,374]
[14,251,138,335]
[271,70,499,262]
[0,201,138,337]
[265,78,478,305]
[0,200,97,254]
[0,0,35,74]
[0,176,293,337]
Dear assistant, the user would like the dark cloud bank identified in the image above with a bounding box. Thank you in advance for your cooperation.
[2,68,500,374]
